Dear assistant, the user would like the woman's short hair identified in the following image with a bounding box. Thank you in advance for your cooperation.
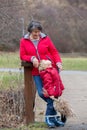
[27,21,42,33]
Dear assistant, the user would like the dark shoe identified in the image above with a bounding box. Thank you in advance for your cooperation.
[54,116,65,127]
[61,114,67,123]
[45,116,56,128]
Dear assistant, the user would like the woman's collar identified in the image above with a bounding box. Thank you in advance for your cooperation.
[24,32,47,39]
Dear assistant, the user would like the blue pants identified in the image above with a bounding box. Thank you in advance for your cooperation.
[33,76,57,116]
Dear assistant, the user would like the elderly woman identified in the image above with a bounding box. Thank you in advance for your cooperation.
[20,21,65,128]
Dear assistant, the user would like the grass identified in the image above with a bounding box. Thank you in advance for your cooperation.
[62,57,87,71]
[0,52,87,90]
[0,122,48,130]
[0,71,23,90]
[0,51,20,68]
[0,51,87,70]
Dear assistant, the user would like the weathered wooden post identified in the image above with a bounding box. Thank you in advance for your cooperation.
[21,61,36,125]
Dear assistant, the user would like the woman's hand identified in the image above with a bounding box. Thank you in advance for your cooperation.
[56,62,63,72]
[32,57,39,68]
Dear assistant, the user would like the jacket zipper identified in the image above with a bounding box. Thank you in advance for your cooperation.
[29,39,42,61]
[36,46,41,61]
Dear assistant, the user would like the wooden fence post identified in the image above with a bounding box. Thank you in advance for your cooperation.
[21,61,36,125]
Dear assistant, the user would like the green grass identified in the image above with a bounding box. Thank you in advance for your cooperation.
[0,53,86,91]
[0,122,48,130]
[62,57,87,71]
[0,72,23,90]
[28,122,47,129]
[0,52,87,90]
[0,51,20,68]
[0,51,87,70]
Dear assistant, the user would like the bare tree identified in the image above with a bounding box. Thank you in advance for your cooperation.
[0,0,87,52]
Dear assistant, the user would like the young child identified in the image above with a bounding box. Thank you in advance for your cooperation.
[39,60,64,98]
[39,60,68,123]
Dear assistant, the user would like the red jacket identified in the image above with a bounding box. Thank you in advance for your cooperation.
[20,33,62,75]
[39,67,64,98]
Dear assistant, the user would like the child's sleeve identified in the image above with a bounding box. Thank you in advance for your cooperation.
[43,72,52,90]
[42,72,53,97]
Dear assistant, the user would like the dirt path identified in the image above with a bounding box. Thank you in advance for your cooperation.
[35,71,87,130]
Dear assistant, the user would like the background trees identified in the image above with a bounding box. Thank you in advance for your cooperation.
[0,0,87,52]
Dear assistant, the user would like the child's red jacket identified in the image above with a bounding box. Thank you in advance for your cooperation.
[39,67,64,98]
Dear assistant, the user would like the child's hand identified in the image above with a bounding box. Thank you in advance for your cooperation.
[50,96,54,99]
[42,88,49,97]
[50,96,55,100]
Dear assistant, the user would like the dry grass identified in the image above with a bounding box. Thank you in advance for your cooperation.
[51,97,75,118]
[0,88,25,128]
